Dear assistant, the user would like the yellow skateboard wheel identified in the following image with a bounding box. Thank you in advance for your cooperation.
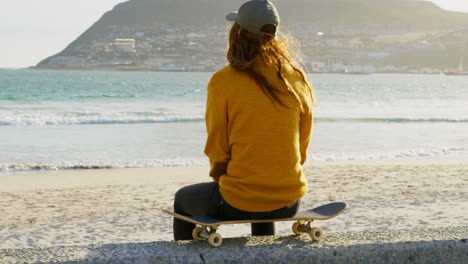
[309,227,323,241]
[292,222,303,236]
[192,227,205,241]
[208,233,223,247]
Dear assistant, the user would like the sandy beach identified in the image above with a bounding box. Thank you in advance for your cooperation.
[0,157,467,249]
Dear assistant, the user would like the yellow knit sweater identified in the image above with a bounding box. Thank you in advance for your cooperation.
[204,59,313,212]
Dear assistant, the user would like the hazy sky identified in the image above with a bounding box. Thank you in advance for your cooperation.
[0,0,123,68]
[1,0,468,68]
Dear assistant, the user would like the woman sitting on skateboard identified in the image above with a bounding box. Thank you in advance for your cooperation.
[173,0,316,240]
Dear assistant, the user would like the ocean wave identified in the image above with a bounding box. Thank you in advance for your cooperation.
[308,147,466,162]
[0,159,209,173]
[316,117,468,123]
[1,116,467,126]
[0,117,205,126]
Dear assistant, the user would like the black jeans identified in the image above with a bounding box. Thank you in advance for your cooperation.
[173,182,300,240]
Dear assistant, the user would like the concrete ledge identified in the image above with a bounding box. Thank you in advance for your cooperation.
[1,226,467,264]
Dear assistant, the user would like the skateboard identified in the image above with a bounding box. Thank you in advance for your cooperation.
[163,202,347,247]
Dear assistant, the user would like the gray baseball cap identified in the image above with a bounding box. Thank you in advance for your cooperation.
[226,0,280,40]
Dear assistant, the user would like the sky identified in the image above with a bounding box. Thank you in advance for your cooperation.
[0,0,124,68]
[1,0,468,68]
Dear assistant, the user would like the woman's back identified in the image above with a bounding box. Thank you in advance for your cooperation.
[204,58,313,212]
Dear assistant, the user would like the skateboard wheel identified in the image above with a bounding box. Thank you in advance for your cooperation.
[192,227,205,241]
[309,227,323,241]
[208,233,223,247]
[292,222,303,236]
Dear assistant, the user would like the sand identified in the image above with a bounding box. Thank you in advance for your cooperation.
[0,157,467,249]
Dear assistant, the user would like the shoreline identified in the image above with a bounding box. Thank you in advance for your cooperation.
[1,156,467,249]
[0,155,468,182]
[1,154,467,179]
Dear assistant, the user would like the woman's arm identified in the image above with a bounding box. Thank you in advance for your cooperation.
[204,79,231,181]
[299,110,312,166]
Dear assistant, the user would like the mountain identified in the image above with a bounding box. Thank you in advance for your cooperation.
[36,0,468,68]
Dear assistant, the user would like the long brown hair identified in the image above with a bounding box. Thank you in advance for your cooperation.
[227,22,317,112]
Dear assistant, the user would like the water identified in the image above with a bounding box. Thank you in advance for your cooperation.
[1,69,467,173]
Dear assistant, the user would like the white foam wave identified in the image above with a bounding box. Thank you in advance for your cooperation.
[1,147,465,174]
[0,112,204,126]
[316,117,468,123]
[307,147,466,162]
[0,101,206,126]
[0,159,209,174]
[3,115,468,126]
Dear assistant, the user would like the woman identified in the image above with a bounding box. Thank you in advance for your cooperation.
[173,0,317,240]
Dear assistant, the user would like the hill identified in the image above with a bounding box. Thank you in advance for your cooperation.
[36,0,468,70]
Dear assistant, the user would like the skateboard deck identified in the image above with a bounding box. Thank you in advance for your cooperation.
[163,202,347,247]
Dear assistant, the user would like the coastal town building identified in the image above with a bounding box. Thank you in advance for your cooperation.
[113,39,136,53]
[94,42,113,53]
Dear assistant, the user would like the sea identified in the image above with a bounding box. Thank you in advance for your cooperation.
[1,68,467,174]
